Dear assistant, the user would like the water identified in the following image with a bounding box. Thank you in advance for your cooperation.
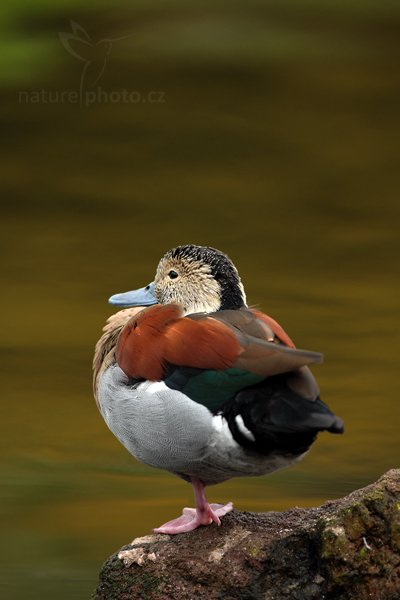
[1,1,400,598]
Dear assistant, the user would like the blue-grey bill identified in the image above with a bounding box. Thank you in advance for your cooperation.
[108,282,157,307]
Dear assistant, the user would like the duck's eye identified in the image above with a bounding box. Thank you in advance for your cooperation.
[168,270,179,279]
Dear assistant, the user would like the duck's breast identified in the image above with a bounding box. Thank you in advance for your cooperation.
[97,364,215,475]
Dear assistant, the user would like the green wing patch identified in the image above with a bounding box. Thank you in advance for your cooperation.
[164,367,265,412]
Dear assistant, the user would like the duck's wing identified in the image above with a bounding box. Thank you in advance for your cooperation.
[115,304,323,382]
[196,307,323,377]
[115,304,242,381]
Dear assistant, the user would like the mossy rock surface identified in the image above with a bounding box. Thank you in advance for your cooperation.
[93,470,400,599]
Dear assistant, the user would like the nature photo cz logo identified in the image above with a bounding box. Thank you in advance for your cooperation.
[19,21,166,107]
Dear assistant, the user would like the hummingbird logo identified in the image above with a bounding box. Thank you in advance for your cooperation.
[58,21,129,104]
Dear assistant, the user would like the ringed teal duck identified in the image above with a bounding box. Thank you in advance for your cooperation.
[93,244,343,534]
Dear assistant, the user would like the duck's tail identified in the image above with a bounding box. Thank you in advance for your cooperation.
[222,372,344,457]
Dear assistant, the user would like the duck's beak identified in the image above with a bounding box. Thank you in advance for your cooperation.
[108,282,157,307]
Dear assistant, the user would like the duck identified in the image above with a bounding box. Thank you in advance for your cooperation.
[93,244,343,535]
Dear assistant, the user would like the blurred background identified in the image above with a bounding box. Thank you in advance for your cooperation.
[1,1,400,598]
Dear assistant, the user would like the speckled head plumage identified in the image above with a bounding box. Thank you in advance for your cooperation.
[154,245,247,314]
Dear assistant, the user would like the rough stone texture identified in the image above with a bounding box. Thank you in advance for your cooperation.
[93,470,400,600]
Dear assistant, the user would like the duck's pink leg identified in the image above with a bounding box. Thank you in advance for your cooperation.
[153,477,233,535]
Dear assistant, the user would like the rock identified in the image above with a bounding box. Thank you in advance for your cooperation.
[93,470,400,600]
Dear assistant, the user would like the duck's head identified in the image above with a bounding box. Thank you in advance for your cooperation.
[109,244,247,314]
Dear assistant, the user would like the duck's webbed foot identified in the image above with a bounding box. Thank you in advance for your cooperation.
[153,478,233,534]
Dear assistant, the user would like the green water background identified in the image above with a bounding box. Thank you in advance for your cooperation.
[1,1,400,597]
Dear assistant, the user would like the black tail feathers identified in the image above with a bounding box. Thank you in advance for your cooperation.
[222,374,344,456]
